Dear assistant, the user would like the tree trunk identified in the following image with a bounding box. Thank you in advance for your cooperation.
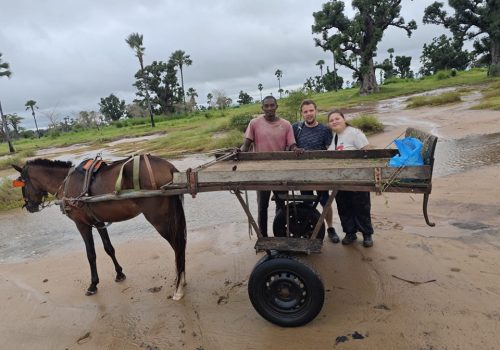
[0,100,15,153]
[359,57,379,95]
[490,35,500,77]
[139,58,155,127]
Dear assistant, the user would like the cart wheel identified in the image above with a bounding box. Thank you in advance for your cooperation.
[273,203,325,239]
[248,257,325,327]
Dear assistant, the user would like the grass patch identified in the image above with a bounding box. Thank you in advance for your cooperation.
[0,178,24,210]
[348,114,384,134]
[470,80,500,110]
[406,92,462,108]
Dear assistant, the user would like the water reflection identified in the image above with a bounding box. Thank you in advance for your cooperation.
[434,133,500,177]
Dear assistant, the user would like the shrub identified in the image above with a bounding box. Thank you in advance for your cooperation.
[406,92,461,108]
[436,70,451,80]
[450,68,458,77]
[349,114,384,134]
[230,113,254,132]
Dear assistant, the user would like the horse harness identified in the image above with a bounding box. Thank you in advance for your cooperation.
[59,154,157,228]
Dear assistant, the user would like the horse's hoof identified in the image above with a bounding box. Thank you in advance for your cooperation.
[85,288,97,296]
[172,291,184,301]
[115,273,126,282]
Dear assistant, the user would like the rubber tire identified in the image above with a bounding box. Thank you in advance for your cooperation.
[273,203,325,240]
[248,257,325,327]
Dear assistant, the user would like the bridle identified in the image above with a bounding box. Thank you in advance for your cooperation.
[13,166,49,212]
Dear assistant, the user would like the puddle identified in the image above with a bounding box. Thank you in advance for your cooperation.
[36,144,90,156]
[434,133,500,177]
[105,133,165,146]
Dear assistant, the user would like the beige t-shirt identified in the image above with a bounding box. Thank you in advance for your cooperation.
[328,126,368,151]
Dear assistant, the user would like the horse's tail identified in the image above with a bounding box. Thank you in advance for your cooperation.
[170,194,187,289]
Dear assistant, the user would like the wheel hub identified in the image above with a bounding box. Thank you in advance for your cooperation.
[266,272,307,311]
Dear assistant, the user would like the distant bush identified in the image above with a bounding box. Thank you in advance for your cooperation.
[230,113,254,132]
[435,70,451,80]
[450,68,458,77]
[406,91,461,108]
[349,114,384,134]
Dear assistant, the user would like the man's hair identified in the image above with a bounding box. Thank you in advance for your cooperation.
[262,95,277,104]
[300,99,317,111]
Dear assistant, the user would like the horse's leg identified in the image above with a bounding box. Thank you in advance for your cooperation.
[96,227,126,282]
[142,195,187,300]
[75,221,99,295]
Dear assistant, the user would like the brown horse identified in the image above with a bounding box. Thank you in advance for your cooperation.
[12,155,187,300]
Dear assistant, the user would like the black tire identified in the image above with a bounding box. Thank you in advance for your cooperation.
[273,203,325,239]
[248,257,325,327]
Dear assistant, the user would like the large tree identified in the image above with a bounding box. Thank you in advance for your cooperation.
[420,35,471,75]
[170,50,192,106]
[312,0,417,95]
[394,55,412,78]
[134,59,181,114]
[237,90,253,105]
[125,32,155,127]
[0,53,15,153]
[99,94,126,121]
[423,0,500,76]
[25,100,40,138]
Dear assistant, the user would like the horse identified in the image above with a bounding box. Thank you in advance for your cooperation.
[12,155,187,300]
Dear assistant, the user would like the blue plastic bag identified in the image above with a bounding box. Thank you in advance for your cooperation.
[389,137,424,167]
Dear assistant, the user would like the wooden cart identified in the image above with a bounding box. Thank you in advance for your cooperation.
[159,127,438,327]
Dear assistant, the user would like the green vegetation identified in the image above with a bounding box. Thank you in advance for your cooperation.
[406,91,462,108]
[0,179,24,210]
[471,81,500,110]
[349,114,384,134]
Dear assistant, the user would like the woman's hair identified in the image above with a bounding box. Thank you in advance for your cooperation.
[327,109,350,126]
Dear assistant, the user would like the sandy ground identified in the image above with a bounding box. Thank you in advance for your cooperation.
[1,90,500,349]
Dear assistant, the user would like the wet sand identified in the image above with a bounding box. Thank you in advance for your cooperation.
[1,90,500,349]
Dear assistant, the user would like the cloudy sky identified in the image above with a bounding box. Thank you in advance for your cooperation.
[1,0,454,129]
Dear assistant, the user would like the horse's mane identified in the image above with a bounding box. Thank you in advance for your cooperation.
[27,158,73,168]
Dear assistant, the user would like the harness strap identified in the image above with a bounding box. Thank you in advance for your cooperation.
[114,155,142,193]
[114,156,134,193]
[81,155,102,197]
[143,154,157,190]
[133,154,140,191]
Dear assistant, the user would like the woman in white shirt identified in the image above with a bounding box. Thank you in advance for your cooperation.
[328,110,374,248]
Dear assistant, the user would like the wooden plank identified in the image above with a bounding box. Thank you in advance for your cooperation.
[232,149,398,161]
[254,237,323,254]
[202,158,391,172]
[193,166,430,184]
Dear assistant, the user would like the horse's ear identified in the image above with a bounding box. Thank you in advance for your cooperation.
[11,164,23,173]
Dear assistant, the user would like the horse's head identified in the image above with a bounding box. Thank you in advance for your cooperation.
[12,163,48,213]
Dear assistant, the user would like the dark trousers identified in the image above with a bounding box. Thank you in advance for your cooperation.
[335,191,374,236]
[257,190,285,237]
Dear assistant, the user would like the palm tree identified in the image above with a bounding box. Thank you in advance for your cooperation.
[316,59,325,78]
[25,100,40,138]
[207,93,213,108]
[171,50,192,106]
[125,33,155,127]
[186,87,198,110]
[274,69,283,98]
[257,83,263,102]
[0,53,15,153]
